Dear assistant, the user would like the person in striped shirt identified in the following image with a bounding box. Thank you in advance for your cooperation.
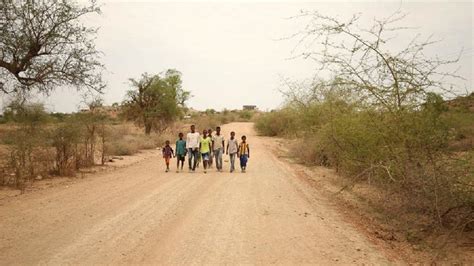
[238,135,250,173]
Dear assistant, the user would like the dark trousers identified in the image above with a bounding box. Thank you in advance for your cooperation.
[188,148,199,170]
[240,154,248,168]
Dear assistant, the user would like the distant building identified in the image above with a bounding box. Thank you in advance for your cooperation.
[243,105,257,111]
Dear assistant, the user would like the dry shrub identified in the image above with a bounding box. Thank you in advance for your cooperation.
[4,128,55,188]
[52,123,81,176]
[257,9,473,253]
[107,141,138,156]
[185,109,254,132]
[290,137,327,166]
[1,107,160,186]
[187,114,222,132]
[105,124,158,156]
[255,92,474,247]
[1,104,54,188]
[254,108,297,137]
[443,105,474,152]
[0,100,186,187]
[237,110,254,121]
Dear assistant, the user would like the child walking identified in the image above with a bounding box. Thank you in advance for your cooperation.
[238,135,250,173]
[212,126,225,172]
[162,140,174,172]
[226,131,239,173]
[199,129,212,173]
[175,132,186,172]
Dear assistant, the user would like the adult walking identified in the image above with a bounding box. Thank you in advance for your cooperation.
[226,131,239,173]
[212,126,225,172]
[207,128,214,168]
[186,125,200,172]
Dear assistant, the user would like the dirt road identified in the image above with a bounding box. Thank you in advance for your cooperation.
[0,122,393,264]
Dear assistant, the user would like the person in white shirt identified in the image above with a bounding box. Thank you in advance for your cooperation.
[226,131,239,173]
[207,128,214,168]
[186,125,200,171]
[212,126,225,172]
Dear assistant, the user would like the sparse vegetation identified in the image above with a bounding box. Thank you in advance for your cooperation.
[104,124,158,156]
[121,70,190,135]
[255,10,473,252]
[1,100,51,188]
[0,1,471,263]
[256,84,473,250]
[0,93,258,189]
[0,97,162,189]
[189,109,257,130]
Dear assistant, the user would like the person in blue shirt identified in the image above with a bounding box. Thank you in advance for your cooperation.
[175,132,187,172]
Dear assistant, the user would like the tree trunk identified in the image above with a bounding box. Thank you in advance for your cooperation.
[145,123,152,135]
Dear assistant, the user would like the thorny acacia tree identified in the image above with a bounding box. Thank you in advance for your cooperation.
[0,0,104,94]
[122,70,190,135]
[281,11,473,231]
[291,11,462,112]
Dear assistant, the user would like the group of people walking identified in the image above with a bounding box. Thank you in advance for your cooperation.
[162,125,250,173]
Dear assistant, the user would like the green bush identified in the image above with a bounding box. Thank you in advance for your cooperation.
[254,108,297,136]
[238,110,253,120]
[255,91,474,235]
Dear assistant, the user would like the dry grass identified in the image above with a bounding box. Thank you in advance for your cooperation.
[278,138,473,263]
[0,122,168,186]
[104,122,185,156]
[105,124,154,156]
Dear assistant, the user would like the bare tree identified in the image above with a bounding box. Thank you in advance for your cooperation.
[290,11,462,112]
[0,0,104,94]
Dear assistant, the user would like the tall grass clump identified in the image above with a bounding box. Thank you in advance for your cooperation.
[105,124,158,156]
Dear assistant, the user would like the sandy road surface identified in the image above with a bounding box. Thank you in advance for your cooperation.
[0,122,393,264]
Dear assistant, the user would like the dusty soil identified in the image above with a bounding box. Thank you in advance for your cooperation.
[0,149,160,200]
[0,122,396,264]
[272,138,473,264]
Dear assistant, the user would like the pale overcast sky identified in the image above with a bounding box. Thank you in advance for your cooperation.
[34,0,473,112]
